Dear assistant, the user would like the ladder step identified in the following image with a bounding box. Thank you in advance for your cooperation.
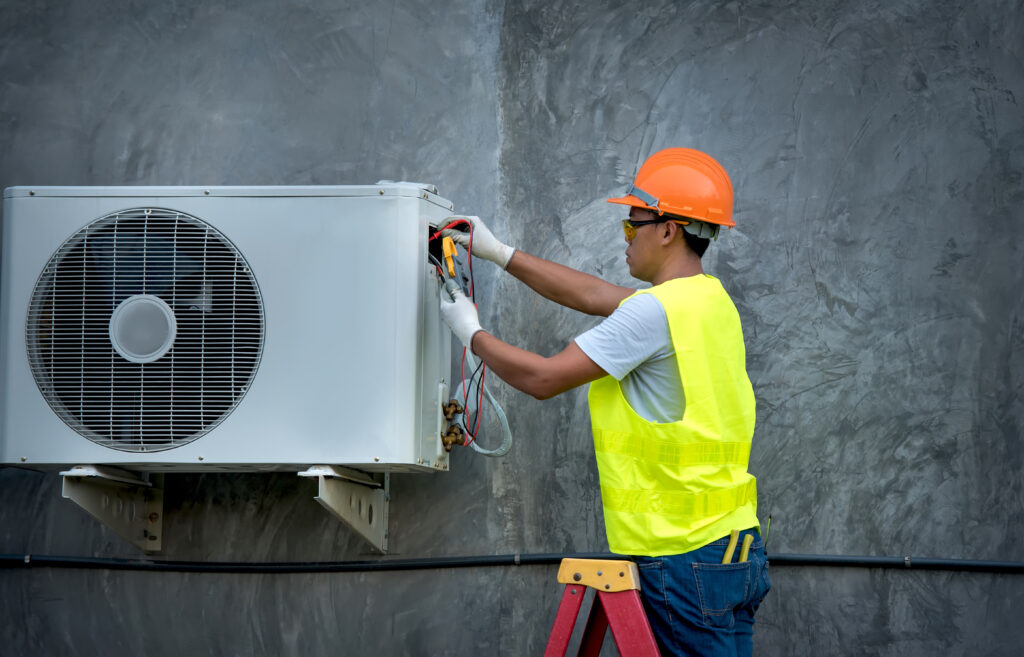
[556,558,640,592]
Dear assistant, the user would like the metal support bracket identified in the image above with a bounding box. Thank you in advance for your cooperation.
[59,465,163,553]
[298,465,389,553]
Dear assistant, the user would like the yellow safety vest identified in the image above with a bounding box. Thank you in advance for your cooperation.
[588,274,759,556]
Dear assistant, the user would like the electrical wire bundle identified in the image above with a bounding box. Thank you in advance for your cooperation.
[428,220,512,457]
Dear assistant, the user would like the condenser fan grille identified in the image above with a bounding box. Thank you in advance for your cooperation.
[26,208,264,452]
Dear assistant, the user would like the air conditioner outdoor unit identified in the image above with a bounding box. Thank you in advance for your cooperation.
[0,184,458,553]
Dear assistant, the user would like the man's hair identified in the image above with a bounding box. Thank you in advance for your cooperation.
[682,229,710,258]
[667,214,711,258]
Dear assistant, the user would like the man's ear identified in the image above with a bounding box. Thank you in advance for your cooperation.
[661,220,682,244]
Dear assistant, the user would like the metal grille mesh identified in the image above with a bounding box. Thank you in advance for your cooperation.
[26,208,264,452]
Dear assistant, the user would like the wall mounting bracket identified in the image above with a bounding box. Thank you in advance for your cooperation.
[298,465,389,553]
[58,465,163,553]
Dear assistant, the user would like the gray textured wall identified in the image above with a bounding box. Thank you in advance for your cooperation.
[2,0,1022,655]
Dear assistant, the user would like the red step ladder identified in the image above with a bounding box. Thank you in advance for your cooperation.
[543,558,661,657]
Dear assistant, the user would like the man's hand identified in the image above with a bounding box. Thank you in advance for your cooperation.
[441,215,515,269]
[439,284,484,349]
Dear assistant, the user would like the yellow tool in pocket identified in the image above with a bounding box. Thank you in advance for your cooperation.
[721,530,754,564]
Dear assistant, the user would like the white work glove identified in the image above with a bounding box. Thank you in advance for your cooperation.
[441,215,515,269]
[439,284,484,349]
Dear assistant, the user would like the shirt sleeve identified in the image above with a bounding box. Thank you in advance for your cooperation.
[574,293,672,381]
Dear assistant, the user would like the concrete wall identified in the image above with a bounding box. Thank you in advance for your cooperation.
[2,0,1021,654]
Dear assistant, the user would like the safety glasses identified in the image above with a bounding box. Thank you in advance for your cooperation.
[621,217,717,242]
[618,219,675,241]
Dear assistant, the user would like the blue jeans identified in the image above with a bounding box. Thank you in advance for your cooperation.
[633,529,771,657]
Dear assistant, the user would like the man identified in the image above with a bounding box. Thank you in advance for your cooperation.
[440,148,770,657]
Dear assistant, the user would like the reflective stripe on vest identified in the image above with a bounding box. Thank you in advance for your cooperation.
[601,479,756,518]
[588,275,759,556]
[593,431,751,467]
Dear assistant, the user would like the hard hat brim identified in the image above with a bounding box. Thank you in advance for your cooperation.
[607,193,735,227]
[607,194,654,211]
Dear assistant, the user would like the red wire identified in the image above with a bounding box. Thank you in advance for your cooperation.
[467,224,475,298]
[468,223,486,442]
[430,219,470,241]
[474,367,485,436]
[460,346,478,447]
[467,223,483,443]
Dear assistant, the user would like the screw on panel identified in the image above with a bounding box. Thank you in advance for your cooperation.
[374,457,380,462]
[20,457,26,462]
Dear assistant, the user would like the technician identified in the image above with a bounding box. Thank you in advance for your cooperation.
[439,148,770,657]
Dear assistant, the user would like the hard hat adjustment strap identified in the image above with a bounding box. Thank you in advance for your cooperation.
[627,184,660,212]
[682,220,719,241]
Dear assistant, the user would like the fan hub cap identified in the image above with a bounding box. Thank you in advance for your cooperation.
[109,294,177,364]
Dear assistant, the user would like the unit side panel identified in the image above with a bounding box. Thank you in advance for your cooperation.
[0,198,12,463]
[384,196,429,464]
[417,201,455,469]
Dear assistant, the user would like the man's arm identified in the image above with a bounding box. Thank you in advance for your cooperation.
[505,250,635,317]
[441,215,634,317]
[470,331,607,400]
[439,284,607,400]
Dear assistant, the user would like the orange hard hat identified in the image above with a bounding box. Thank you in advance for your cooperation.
[607,148,735,228]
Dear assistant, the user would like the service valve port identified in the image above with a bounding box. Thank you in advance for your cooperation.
[441,425,465,452]
[442,399,464,421]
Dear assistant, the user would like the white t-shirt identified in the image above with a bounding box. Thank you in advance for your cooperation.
[574,293,684,423]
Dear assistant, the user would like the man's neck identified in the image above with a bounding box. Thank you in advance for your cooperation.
[651,255,704,286]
